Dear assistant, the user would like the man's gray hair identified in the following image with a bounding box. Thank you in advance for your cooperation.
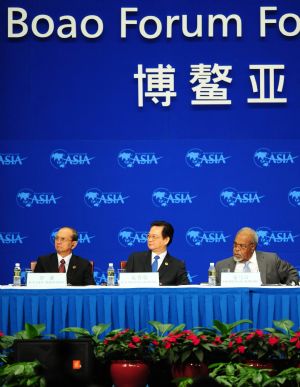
[236,227,258,245]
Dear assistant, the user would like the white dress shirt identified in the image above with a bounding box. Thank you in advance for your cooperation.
[234,251,259,273]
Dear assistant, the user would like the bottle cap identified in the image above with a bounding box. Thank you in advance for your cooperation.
[109,263,113,266]
[210,262,214,266]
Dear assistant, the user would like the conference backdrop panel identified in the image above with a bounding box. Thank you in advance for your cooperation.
[0,0,299,284]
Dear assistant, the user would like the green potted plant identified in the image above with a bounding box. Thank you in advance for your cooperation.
[0,324,48,387]
[161,327,217,379]
[265,319,300,367]
[102,328,154,387]
[287,330,300,365]
[147,321,187,387]
[0,360,46,387]
[224,329,285,370]
[209,361,300,386]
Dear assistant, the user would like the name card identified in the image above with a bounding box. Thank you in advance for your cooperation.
[221,272,261,287]
[26,273,67,288]
[119,272,159,287]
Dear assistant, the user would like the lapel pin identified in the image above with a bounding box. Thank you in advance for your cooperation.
[72,265,77,269]
[165,262,168,266]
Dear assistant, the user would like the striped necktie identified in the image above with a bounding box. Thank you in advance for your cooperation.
[58,259,66,273]
[152,256,159,272]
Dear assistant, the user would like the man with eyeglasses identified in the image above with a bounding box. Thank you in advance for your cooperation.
[34,227,95,285]
[215,227,299,286]
[126,220,190,286]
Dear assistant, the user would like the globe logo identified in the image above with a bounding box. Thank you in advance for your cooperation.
[118,149,135,168]
[186,228,205,246]
[50,228,60,244]
[220,188,238,207]
[288,188,300,207]
[185,149,205,168]
[84,188,103,207]
[256,227,272,246]
[152,188,170,207]
[118,227,147,247]
[93,268,108,285]
[16,189,34,208]
[50,149,68,168]
[253,148,271,167]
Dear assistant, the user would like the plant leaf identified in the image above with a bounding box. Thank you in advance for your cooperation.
[92,323,111,337]
[272,319,294,334]
[60,327,91,337]
[148,320,174,336]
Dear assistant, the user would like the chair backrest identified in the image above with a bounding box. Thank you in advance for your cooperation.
[89,260,94,273]
[30,261,37,271]
[120,260,127,269]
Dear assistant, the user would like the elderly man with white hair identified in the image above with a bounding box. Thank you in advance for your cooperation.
[215,227,299,286]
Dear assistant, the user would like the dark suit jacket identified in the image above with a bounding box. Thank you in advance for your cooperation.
[34,253,95,286]
[215,251,299,285]
[126,251,189,286]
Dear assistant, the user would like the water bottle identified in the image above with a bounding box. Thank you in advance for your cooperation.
[13,263,21,286]
[208,262,216,286]
[107,263,115,286]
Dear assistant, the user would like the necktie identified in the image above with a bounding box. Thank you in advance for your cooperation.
[152,256,159,272]
[243,261,251,272]
[58,259,66,273]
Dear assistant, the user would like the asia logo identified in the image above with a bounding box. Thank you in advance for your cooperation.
[185,148,230,168]
[16,189,62,208]
[186,227,230,246]
[220,187,264,207]
[84,188,129,208]
[0,232,27,244]
[288,187,300,207]
[118,149,162,168]
[256,227,299,247]
[118,227,148,247]
[50,229,95,244]
[253,148,298,168]
[50,149,94,169]
[152,188,196,208]
[0,153,27,166]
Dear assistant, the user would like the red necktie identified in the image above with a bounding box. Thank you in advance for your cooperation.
[58,259,66,273]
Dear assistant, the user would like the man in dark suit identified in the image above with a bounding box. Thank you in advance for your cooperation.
[126,220,189,286]
[215,227,299,286]
[34,227,95,286]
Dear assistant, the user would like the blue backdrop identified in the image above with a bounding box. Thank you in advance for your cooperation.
[1,0,300,284]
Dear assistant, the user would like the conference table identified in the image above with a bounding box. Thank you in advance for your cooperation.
[1,285,300,336]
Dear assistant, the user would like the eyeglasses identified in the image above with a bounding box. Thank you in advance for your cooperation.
[147,234,161,240]
[55,237,73,243]
[233,242,254,250]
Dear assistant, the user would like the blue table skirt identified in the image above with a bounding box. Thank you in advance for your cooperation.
[1,287,299,336]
